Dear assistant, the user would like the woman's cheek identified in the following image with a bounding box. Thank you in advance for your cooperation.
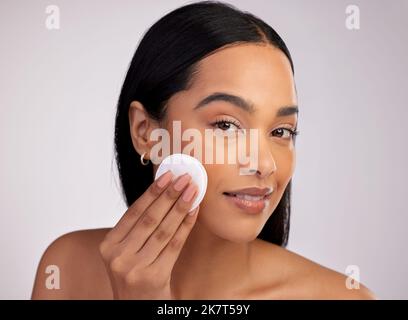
[276,147,296,185]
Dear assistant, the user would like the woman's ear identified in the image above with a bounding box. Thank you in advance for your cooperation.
[128,101,160,159]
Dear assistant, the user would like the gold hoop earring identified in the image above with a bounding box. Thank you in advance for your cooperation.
[140,152,150,166]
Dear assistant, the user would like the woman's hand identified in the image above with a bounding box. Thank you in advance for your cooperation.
[99,171,199,299]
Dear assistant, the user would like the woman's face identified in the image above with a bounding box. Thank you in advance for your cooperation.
[152,43,298,243]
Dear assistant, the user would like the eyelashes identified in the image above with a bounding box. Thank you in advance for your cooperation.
[210,117,300,140]
[210,118,242,132]
[272,127,300,139]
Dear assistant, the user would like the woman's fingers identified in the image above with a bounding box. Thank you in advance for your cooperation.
[120,173,192,252]
[151,206,199,269]
[105,170,174,243]
[99,170,201,300]
[135,183,198,264]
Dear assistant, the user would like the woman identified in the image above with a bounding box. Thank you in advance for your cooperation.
[31,1,375,299]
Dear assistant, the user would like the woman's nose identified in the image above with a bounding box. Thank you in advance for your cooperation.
[254,147,277,179]
[241,138,277,178]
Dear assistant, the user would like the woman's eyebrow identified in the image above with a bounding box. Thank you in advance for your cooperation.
[194,92,255,113]
[194,92,298,117]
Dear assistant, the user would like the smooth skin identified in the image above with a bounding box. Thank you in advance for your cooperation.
[31,43,376,299]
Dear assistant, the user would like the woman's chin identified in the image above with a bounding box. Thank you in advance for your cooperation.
[202,214,266,243]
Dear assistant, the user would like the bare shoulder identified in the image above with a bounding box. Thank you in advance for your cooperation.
[252,239,377,300]
[31,228,113,299]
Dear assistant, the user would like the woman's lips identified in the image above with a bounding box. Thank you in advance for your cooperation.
[223,191,272,214]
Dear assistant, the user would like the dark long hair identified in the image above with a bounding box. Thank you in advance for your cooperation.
[114,0,295,247]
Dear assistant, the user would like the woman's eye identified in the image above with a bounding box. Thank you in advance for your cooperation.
[212,120,240,131]
[272,128,297,139]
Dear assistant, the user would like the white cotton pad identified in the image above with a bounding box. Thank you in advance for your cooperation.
[154,153,208,211]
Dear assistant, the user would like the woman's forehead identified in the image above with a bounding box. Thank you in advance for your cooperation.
[195,44,292,81]
[183,44,297,109]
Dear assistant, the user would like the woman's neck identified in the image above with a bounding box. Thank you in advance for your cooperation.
[170,219,256,299]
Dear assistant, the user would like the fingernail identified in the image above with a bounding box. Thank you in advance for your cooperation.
[174,174,191,191]
[157,170,173,188]
[182,183,196,202]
